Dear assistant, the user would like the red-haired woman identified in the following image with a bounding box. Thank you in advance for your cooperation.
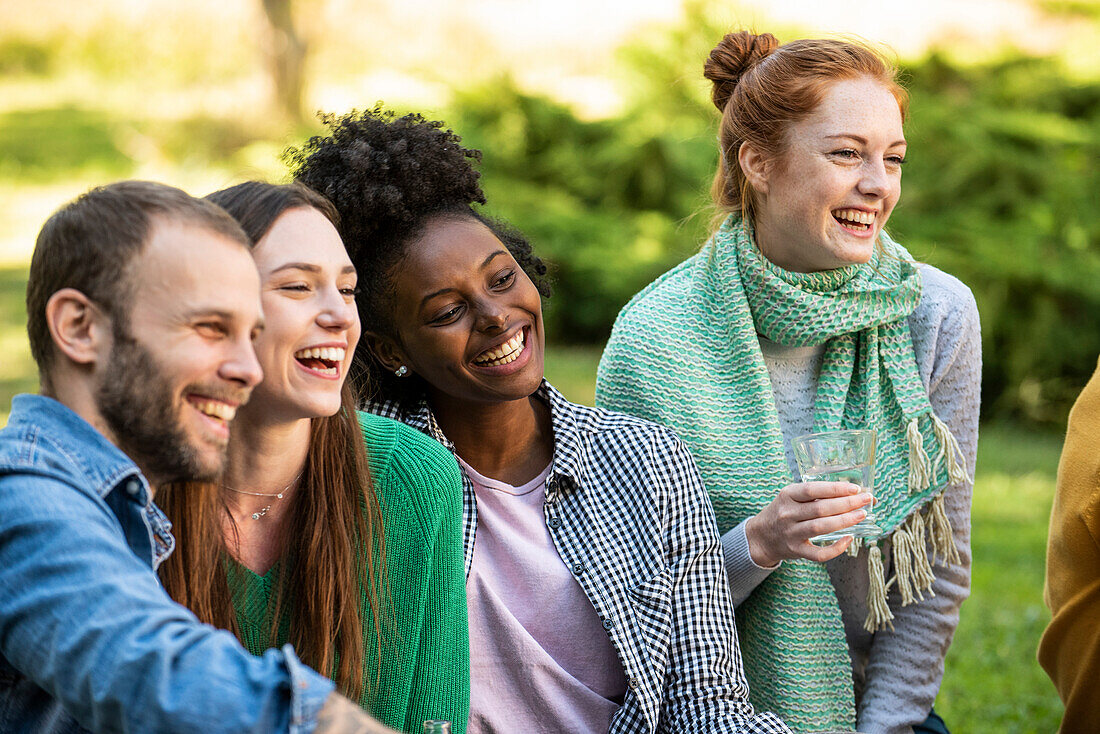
[157,182,469,733]
[598,32,979,734]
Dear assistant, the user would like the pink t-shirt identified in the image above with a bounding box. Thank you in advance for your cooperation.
[460,459,627,734]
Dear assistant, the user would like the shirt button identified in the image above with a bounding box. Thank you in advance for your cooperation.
[602,618,614,631]
[125,479,141,497]
[572,561,585,575]
[547,517,562,529]
[628,677,639,689]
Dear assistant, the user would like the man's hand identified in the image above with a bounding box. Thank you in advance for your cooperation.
[315,692,403,734]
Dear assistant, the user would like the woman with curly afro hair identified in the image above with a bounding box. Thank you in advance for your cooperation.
[288,107,790,734]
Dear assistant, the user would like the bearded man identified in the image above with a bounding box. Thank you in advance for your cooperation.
[0,181,394,734]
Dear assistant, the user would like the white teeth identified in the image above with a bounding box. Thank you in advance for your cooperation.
[833,209,875,226]
[294,347,346,362]
[194,400,236,422]
[474,330,526,365]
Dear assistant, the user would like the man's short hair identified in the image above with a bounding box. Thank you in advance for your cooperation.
[26,180,250,378]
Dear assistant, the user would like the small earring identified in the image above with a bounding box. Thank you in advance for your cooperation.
[394,365,408,377]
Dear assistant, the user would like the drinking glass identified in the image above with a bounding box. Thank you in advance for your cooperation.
[791,429,881,545]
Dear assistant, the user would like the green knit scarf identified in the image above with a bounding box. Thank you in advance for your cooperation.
[596,216,968,732]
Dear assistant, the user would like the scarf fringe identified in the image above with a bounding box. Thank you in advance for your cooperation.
[906,418,932,493]
[864,493,963,632]
[928,492,961,566]
[891,512,937,606]
[864,544,895,632]
[931,413,973,486]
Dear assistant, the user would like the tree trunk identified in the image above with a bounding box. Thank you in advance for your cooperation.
[260,0,307,123]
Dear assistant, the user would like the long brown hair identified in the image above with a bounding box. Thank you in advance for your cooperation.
[157,181,387,701]
[704,32,909,226]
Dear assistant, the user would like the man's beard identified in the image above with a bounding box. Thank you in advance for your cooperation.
[96,326,227,485]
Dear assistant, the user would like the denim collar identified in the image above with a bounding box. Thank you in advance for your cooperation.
[2,394,149,503]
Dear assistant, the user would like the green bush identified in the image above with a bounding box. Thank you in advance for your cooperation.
[893,54,1100,425]
[0,37,54,76]
[0,107,134,182]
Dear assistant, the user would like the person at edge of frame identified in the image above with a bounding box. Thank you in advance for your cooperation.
[1039,355,1100,734]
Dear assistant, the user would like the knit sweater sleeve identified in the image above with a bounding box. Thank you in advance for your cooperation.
[720,520,781,606]
[358,413,470,734]
[1038,356,1100,732]
[857,266,980,734]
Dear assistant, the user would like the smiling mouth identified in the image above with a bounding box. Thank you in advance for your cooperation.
[186,396,237,423]
[832,208,876,232]
[473,329,526,367]
[294,346,346,377]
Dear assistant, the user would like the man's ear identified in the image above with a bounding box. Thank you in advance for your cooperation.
[44,289,110,367]
[738,142,771,196]
[361,331,409,376]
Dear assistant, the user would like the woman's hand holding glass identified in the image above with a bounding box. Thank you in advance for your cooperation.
[744,482,873,567]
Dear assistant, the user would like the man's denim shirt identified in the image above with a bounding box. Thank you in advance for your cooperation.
[0,395,335,733]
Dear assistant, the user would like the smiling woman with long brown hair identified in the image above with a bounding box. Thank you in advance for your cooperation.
[156,181,469,733]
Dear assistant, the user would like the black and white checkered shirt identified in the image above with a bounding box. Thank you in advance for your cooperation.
[371,381,790,733]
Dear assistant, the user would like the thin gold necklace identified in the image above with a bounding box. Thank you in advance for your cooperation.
[222,471,302,520]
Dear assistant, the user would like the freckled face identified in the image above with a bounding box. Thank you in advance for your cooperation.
[385,217,545,406]
[246,207,360,422]
[750,76,907,273]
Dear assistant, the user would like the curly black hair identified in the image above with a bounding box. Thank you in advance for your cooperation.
[286,105,550,402]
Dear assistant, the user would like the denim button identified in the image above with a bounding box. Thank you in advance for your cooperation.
[572,562,585,575]
[548,517,562,529]
[125,479,141,497]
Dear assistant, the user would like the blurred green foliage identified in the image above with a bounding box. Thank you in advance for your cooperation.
[897,55,1100,425]
[0,266,35,424]
[0,37,54,76]
[0,3,1096,431]
[449,28,1100,428]
[0,107,133,181]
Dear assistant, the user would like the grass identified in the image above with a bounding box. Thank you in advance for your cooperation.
[937,425,1065,730]
[0,265,1066,728]
[544,344,603,406]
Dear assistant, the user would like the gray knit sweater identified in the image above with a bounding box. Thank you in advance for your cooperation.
[720,264,980,734]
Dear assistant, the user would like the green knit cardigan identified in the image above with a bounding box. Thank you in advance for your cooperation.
[225,412,469,733]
